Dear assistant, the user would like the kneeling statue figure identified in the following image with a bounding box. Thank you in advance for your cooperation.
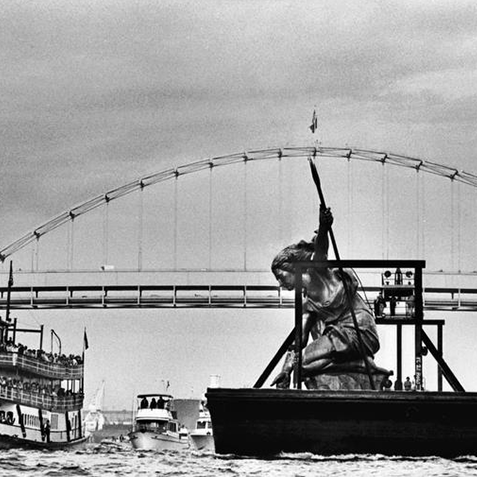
[271,206,381,389]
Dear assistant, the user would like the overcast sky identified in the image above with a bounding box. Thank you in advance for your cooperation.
[2,0,477,408]
[2,0,477,243]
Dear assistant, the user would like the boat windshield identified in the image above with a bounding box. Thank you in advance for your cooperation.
[197,420,210,430]
[136,420,168,432]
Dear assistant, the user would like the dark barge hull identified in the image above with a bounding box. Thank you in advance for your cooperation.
[206,388,477,457]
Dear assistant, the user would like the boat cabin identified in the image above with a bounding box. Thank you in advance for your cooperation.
[134,418,179,434]
[196,416,212,430]
[195,416,212,433]
[129,393,189,450]
[133,393,180,434]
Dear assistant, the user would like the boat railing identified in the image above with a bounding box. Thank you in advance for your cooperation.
[0,385,83,412]
[0,352,83,379]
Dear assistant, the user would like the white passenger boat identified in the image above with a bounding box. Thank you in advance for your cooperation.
[128,393,189,451]
[0,343,87,449]
[189,405,214,452]
[0,263,87,449]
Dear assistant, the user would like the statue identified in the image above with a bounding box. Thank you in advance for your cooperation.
[270,206,381,389]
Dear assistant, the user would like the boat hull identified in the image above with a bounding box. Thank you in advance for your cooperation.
[128,431,189,451]
[0,432,88,450]
[206,388,477,457]
[0,398,86,450]
[189,433,214,452]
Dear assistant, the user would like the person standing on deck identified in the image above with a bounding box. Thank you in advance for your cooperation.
[374,291,386,318]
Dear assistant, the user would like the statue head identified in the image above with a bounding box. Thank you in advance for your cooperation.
[271,240,314,277]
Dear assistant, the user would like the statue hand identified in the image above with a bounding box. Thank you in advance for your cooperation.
[319,206,333,228]
[271,371,291,389]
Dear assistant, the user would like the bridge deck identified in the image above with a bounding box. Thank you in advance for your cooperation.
[0,285,476,311]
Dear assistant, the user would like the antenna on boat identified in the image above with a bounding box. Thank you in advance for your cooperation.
[5,261,13,328]
[307,157,375,389]
[2,261,14,345]
[51,329,62,355]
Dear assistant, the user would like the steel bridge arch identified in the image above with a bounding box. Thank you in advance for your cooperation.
[1,146,476,262]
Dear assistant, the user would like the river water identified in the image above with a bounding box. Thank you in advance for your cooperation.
[1,444,477,477]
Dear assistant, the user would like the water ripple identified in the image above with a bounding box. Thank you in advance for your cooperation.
[0,447,475,477]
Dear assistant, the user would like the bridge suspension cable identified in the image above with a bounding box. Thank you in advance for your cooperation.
[1,146,476,262]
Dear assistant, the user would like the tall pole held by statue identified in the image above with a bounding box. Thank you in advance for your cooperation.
[308,157,375,390]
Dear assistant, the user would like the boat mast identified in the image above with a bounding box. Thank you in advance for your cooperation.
[4,261,13,343]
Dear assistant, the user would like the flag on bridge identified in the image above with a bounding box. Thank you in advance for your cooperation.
[83,328,89,351]
[309,109,318,134]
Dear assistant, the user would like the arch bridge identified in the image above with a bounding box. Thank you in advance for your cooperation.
[1,146,477,312]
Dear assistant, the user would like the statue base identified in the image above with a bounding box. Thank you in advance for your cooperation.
[304,359,393,391]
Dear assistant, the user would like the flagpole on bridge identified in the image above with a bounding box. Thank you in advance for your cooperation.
[309,108,318,135]
[82,327,89,358]
[309,107,321,147]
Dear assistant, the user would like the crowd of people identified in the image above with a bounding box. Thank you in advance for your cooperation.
[140,396,168,410]
[0,340,83,367]
[0,340,83,403]
[0,375,79,398]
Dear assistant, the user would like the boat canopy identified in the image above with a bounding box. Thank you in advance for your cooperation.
[136,393,173,399]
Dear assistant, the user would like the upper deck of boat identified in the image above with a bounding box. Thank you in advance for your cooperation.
[0,351,83,380]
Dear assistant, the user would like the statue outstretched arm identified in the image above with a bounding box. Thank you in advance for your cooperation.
[270,349,295,388]
[313,206,333,261]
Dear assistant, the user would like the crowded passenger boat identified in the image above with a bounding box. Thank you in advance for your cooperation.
[0,264,87,449]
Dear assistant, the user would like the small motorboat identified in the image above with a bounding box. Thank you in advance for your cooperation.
[189,403,214,452]
[128,393,189,451]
